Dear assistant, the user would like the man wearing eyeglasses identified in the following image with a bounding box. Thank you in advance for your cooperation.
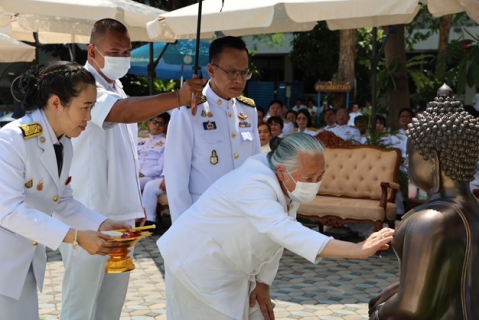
[138,113,170,190]
[164,36,261,223]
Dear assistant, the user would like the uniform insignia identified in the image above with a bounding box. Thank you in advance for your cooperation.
[239,121,252,128]
[155,141,164,147]
[36,179,44,191]
[201,110,207,117]
[199,95,207,104]
[236,95,255,108]
[210,150,218,165]
[19,122,43,140]
[237,112,248,120]
[65,176,72,186]
[25,179,33,188]
[39,137,46,143]
[138,141,146,146]
[203,121,217,130]
[207,111,214,118]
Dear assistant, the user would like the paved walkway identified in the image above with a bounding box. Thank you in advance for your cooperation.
[40,230,399,320]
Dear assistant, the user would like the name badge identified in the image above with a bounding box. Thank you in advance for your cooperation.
[203,121,217,130]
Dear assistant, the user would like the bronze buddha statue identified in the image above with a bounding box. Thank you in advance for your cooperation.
[369,84,479,320]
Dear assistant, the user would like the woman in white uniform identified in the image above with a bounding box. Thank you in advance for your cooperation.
[0,61,131,319]
[158,133,394,320]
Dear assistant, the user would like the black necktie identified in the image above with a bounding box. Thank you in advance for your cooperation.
[53,143,63,177]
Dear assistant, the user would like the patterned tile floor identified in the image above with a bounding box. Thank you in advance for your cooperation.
[40,227,399,320]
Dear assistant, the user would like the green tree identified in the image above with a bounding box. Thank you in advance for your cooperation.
[290,22,340,82]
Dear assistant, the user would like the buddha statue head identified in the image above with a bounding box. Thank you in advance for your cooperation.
[406,84,479,192]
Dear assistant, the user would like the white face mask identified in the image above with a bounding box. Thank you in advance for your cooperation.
[283,169,321,203]
[94,46,130,80]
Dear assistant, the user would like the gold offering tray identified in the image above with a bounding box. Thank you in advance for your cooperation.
[104,225,155,274]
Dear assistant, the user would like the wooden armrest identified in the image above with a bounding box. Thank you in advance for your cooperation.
[379,182,398,209]
[381,181,399,190]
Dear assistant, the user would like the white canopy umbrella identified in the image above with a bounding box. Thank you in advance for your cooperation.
[146,0,421,41]
[0,0,165,43]
[0,32,35,62]
[147,0,477,41]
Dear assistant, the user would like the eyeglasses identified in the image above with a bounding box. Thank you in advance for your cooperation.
[212,63,252,80]
[150,120,165,126]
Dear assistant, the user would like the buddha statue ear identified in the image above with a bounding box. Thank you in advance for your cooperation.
[430,150,441,194]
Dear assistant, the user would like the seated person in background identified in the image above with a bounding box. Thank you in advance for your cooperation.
[291,109,318,136]
[292,98,306,112]
[267,116,284,138]
[266,100,294,135]
[258,122,272,153]
[369,85,479,320]
[375,114,392,146]
[142,177,167,227]
[348,103,363,126]
[354,115,369,144]
[138,112,170,190]
[330,107,361,142]
[319,108,337,132]
[306,98,318,120]
[286,110,298,131]
[390,108,414,159]
[257,107,265,124]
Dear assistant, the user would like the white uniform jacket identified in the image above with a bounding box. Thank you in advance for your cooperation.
[330,124,361,142]
[164,82,261,219]
[69,62,143,221]
[138,134,166,178]
[158,153,332,318]
[0,110,106,300]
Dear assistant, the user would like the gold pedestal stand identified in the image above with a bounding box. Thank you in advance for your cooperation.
[105,236,141,274]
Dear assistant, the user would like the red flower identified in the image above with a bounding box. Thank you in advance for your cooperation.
[460,40,474,50]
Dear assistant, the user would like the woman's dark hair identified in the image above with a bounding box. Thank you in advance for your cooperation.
[209,36,249,63]
[297,109,313,127]
[267,116,284,129]
[153,112,171,124]
[398,107,415,118]
[375,114,387,127]
[20,61,96,112]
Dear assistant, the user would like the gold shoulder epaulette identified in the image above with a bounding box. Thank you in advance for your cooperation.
[237,95,255,108]
[291,128,298,133]
[308,127,319,132]
[138,133,149,138]
[19,123,42,140]
[186,95,207,109]
[284,119,290,124]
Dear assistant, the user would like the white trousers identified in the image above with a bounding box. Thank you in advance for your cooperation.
[165,267,264,320]
[139,176,154,191]
[142,178,165,222]
[0,264,38,320]
[59,219,134,320]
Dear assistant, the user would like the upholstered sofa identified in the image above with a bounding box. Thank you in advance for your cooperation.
[297,144,401,233]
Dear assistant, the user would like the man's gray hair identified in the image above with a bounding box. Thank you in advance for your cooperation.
[268,133,324,172]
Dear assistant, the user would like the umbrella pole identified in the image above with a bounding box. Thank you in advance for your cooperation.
[193,0,203,76]
[149,42,154,95]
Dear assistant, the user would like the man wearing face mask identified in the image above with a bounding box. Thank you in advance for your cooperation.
[158,133,394,320]
[58,19,205,320]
